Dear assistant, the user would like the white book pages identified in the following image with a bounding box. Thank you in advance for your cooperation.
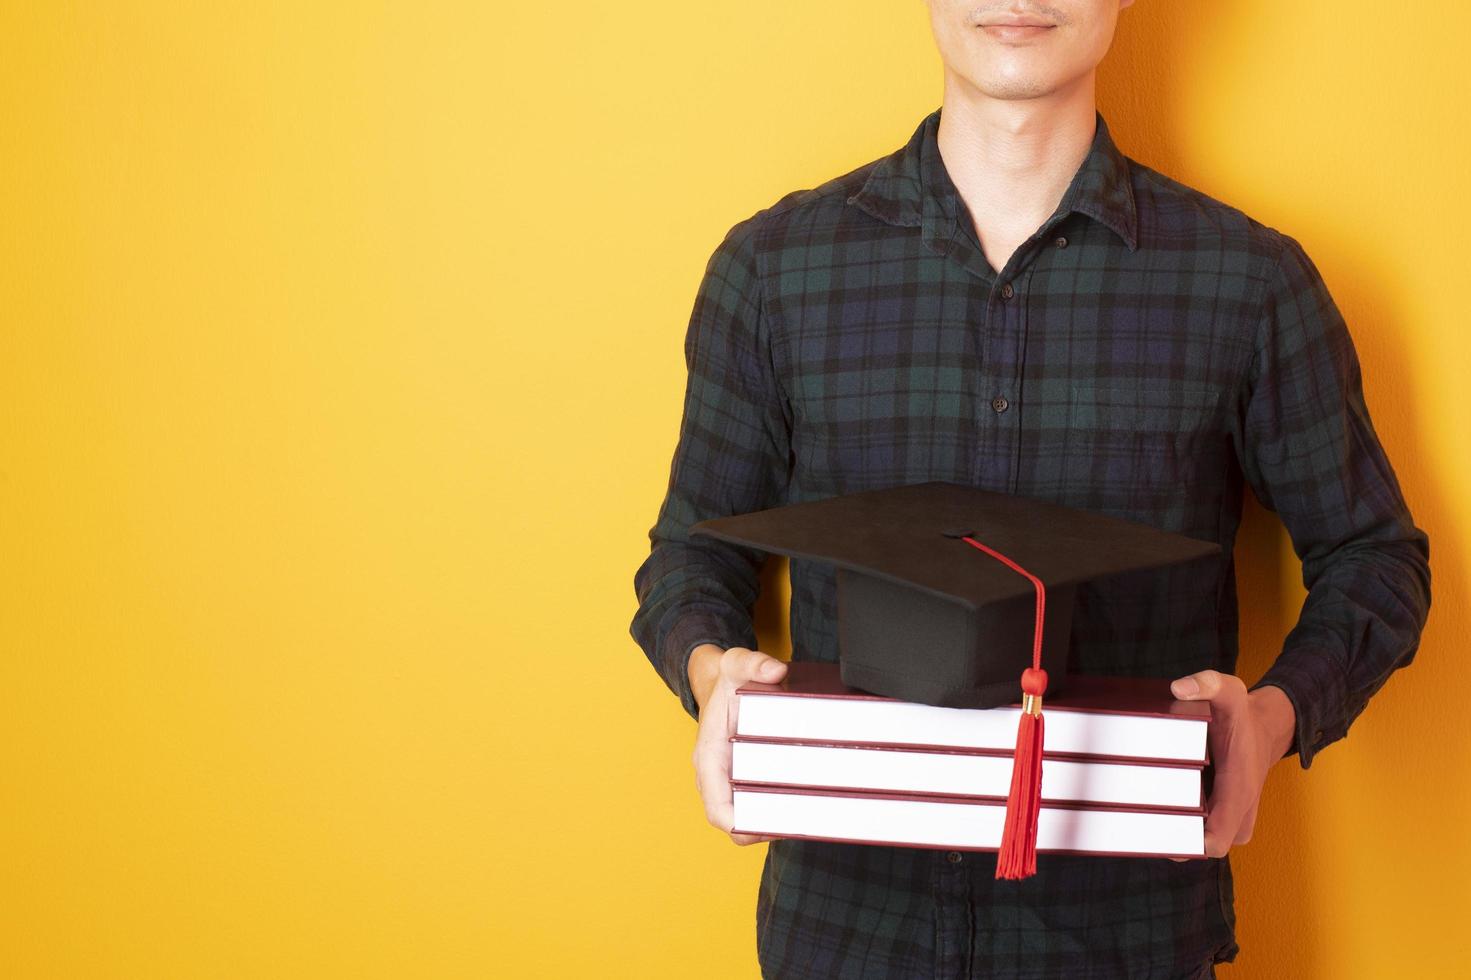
[730,739,1201,809]
[732,788,1205,857]
[736,693,1207,763]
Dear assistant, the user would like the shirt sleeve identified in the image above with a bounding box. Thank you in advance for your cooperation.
[1234,231,1432,769]
[630,212,793,723]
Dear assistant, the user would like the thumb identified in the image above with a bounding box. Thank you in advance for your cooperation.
[1171,669,1222,700]
[757,656,787,679]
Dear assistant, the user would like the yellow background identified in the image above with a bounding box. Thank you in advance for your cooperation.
[2,2,1466,977]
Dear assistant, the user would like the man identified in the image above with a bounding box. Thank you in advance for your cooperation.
[630,1,1432,977]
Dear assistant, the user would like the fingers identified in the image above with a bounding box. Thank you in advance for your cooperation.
[1201,719,1258,858]
[1179,770,1255,860]
[1175,789,1262,859]
[692,676,737,836]
[1168,671,1259,859]
[694,737,780,845]
[1172,669,1249,858]
[692,649,788,847]
[1202,772,1251,858]
[692,733,735,832]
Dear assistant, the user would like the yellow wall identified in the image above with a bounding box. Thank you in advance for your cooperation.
[2,2,1465,977]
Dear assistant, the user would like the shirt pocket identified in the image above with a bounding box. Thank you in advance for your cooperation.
[1061,383,1228,528]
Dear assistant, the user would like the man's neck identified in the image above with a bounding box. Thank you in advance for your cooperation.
[935,76,1099,272]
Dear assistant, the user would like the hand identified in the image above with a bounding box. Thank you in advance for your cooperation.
[1166,670,1297,860]
[688,644,789,845]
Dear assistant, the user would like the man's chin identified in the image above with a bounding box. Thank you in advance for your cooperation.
[957,73,1062,103]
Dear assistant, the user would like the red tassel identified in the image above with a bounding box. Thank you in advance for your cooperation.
[995,666,1047,879]
[957,534,1049,880]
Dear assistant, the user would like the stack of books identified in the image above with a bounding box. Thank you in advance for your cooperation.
[729,661,1211,859]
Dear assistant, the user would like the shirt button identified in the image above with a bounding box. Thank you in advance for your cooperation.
[991,396,1009,413]
[1000,281,1014,299]
[946,850,963,863]
[1054,235,1068,248]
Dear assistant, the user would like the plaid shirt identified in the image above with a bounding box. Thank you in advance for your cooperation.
[630,106,1431,979]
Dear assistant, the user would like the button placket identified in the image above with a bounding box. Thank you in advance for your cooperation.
[975,261,1030,491]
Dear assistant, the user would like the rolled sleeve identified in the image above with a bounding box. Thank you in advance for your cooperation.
[630,211,793,723]
[1234,232,1432,769]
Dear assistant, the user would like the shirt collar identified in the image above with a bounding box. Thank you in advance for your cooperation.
[845,106,1139,253]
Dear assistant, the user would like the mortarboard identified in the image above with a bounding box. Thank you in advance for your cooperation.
[691,480,1220,878]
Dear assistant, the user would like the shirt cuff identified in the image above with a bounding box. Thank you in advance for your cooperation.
[1248,647,1349,770]
[663,611,755,724]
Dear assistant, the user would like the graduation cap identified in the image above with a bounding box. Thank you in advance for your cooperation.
[690,480,1220,878]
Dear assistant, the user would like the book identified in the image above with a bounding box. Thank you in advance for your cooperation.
[735,661,1211,764]
[730,782,1206,858]
[729,735,1204,809]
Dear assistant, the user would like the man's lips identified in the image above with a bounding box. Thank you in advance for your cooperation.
[981,17,1054,27]
[979,22,1056,40]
